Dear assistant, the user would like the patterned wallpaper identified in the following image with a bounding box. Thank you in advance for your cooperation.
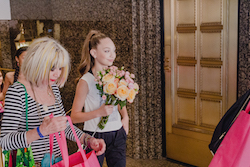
[238,0,250,97]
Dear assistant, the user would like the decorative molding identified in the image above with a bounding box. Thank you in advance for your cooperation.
[200,91,222,101]
[177,57,197,66]
[0,68,14,72]
[200,22,223,33]
[200,58,222,68]
[173,123,213,135]
[200,123,216,129]
[178,119,196,125]
[177,24,197,33]
[177,88,197,98]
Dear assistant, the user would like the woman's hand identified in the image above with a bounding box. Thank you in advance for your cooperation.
[98,103,113,117]
[39,116,68,136]
[121,116,129,135]
[89,137,106,155]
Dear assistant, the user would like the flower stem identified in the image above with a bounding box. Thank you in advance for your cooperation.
[97,115,110,130]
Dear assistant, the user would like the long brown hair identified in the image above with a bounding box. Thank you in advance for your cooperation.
[77,30,108,81]
[14,46,28,82]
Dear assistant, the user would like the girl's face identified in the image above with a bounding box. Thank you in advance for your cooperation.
[0,71,3,85]
[49,67,62,85]
[92,37,116,67]
[15,51,27,67]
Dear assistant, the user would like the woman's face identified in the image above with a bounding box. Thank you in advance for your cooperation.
[0,71,3,85]
[92,37,116,67]
[49,67,62,85]
[15,51,27,67]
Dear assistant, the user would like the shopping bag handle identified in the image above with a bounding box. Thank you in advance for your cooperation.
[49,114,90,167]
[49,114,69,167]
[66,115,89,163]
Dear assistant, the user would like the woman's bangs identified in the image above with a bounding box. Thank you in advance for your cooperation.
[53,51,68,69]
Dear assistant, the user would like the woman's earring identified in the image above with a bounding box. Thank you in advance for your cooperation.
[17,62,19,67]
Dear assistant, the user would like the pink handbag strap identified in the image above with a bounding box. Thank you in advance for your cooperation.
[66,116,89,162]
[49,114,89,167]
[49,114,69,167]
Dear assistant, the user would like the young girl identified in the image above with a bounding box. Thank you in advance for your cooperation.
[2,46,28,98]
[71,30,129,167]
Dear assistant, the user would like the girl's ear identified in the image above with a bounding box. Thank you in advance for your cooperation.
[15,56,19,64]
[90,49,97,59]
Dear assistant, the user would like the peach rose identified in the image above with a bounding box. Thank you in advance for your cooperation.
[114,78,120,86]
[127,89,136,103]
[118,79,128,87]
[102,74,115,83]
[115,85,129,101]
[103,82,117,95]
[134,83,139,92]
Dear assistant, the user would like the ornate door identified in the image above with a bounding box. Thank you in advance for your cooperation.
[164,0,238,166]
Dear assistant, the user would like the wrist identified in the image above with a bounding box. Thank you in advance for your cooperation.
[83,133,94,148]
[36,126,45,138]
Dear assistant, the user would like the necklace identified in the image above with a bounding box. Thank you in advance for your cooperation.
[30,82,64,116]
[47,86,52,97]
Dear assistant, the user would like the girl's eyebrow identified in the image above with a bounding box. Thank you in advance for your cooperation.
[103,47,116,50]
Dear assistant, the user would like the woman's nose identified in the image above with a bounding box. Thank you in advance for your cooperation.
[54,69,61,77]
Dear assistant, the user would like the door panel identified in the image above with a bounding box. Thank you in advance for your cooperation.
[164,0,238,166]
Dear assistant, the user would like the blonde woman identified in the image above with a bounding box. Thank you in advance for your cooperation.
[0,37,105,166]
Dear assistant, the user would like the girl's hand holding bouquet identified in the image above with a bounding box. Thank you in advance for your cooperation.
[95,66,139,130]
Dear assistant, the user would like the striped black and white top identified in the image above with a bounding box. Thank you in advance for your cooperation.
[0,82,84,162]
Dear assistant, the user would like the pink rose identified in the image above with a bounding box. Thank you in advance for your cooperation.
[102,95,107,100]
[119,70,125,77]
[128,83,134,89]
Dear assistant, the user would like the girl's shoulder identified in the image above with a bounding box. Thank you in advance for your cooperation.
[5,71,15,77]
[81,72,93,78]
[80,72,95,86]
[5,71,15,83]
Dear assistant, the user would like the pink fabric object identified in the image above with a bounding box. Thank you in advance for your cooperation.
[50,114,100,167]
[0,101,4,113]
[209,101,250,167]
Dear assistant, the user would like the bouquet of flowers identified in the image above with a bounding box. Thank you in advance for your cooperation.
[95,66,139,129]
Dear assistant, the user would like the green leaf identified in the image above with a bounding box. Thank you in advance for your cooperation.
[111,95,116,101]
[119,100,126,109]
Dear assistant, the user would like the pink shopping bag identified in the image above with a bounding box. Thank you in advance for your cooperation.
[209,101,250,167]
[50,115,100,167]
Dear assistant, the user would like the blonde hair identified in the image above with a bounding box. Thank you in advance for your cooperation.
[21,37,70,88]
[78,30,108,79]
